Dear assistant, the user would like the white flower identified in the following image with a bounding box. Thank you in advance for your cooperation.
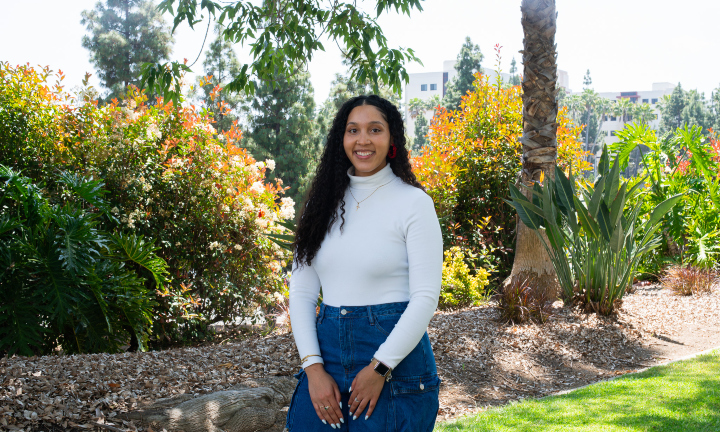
[222,205,230,212]
[209,241,221,250]
[249,181,265,194]
[255,161,265,170]
[176,242,182,246]
[234,244,242,251]
[147,123,161,140]
[265,159,276,171]
[111,207,120,215]
[269,261,282,273]
[279,197,295,220]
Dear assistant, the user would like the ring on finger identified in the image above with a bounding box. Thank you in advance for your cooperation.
[354,398,360,403]
[323,406,330,410]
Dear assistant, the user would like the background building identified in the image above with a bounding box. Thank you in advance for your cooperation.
[597,82,676,144]
[404,61,569,138]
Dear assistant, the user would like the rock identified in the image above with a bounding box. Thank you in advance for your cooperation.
[119,376,296,432]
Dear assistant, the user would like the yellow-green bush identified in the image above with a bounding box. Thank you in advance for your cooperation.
[439,246,489,310]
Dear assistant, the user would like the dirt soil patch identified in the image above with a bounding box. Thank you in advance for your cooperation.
[1,284,718,431]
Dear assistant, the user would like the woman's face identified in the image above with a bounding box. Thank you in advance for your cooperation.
[343,104,391,177]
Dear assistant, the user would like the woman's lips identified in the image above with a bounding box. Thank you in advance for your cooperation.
[354,150,374,159]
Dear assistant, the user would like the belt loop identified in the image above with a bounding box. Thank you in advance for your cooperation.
[367,305,374,325]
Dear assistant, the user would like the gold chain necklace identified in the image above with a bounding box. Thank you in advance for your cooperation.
[350,180,393,210]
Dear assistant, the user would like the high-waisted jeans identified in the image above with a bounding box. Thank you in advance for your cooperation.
[285,302,440,432]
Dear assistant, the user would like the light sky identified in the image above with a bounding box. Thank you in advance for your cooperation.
[2,0,719,106]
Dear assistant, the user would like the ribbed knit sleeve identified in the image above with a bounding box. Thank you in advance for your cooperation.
[372,192,442,369]
[288,260,324,369]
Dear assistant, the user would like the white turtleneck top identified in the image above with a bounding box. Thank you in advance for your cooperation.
[289,163,443,370]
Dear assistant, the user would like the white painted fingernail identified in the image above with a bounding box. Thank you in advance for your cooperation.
[349,386,352,392]
[330,423,336,429]
[322,420,327,425]
[336,423,341,428]
[339,402,342,409]
[353,415,357,420]
[365,415,369,420]
[340,418,344,424]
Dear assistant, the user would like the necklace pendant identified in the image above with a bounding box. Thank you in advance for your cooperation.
[356,203,360,210]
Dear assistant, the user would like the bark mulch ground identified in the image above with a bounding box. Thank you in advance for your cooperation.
[1,284,718,431]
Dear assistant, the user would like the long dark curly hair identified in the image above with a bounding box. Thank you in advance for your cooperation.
[293,95,424,267]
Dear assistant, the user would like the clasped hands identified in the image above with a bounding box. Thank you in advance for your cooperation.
[305,362,386,428]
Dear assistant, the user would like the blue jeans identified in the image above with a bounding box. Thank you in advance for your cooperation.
[286,302,440,432]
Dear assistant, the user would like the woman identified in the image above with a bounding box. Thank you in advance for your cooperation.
[286,95,442,431]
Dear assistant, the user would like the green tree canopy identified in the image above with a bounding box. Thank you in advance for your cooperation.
[659,84,713,134]
[81,0,174,100]
[245,68,318,207]
[442,36,484,111]
[413,112,429,151]
[143,0,422,103]
[509,56,521,86]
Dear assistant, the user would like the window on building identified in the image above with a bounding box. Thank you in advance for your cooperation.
[652,98,658,104]
[603,115,608,121]
[430,83,437,91]
[610,131,617,137]
[421,84,428,91]
[642,99,649,103]
[611,116,617,121]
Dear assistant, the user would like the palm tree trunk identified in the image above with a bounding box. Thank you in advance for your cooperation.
[506,0,559,296]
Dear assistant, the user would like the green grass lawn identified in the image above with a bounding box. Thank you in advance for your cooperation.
[435,350,720,432]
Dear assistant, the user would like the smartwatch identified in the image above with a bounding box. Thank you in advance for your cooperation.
[372,358,392,381]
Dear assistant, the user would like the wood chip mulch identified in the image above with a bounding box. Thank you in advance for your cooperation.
[1,284,719,431]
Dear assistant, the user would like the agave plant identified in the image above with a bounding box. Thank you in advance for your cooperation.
[505,146,682,315]
[0,165,169,356]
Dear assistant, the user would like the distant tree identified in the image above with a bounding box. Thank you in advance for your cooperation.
[194,26,244,132]
[81,0,174,100]
[442,37,484,111]
[613,97,635,125]
[659,84,687,134]
[582,69,592,89]
[712,85,720,131]
[413,114,429,150]
[509,56,521,86]
[658,84,713,134]
[245,67,318,206]
[633,102,656,125]
[682,90,712,133]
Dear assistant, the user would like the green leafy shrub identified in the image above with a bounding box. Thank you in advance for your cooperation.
[439,246,489,310]
[661,265,718,296]
[0,165,168,356]
[613,124,720,276]
[506,145,682,315]
[0,62,291,346]
[498,278,553,324]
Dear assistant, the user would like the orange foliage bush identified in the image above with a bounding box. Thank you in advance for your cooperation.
[412,73,591,282]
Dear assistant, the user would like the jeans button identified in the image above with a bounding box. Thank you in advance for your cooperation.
[340,309,347,315]
[420,383,425,390]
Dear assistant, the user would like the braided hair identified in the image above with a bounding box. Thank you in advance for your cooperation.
[293,95,424,267]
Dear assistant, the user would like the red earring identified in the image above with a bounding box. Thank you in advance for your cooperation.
[388,144,397,159]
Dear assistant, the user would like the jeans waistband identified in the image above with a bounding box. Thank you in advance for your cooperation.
[318,301,409,323]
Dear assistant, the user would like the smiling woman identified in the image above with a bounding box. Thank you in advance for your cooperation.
[286,95,443,431]
[343,105,392,177]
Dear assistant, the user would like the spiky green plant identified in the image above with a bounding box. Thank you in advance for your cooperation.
[0,165,168,356]
[505,146,682,315]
